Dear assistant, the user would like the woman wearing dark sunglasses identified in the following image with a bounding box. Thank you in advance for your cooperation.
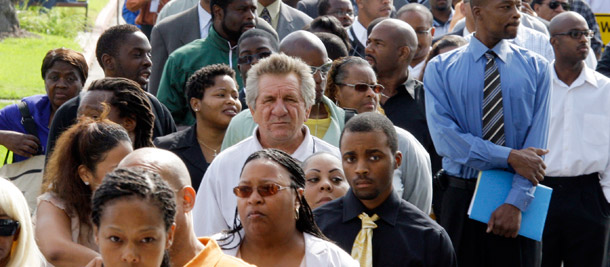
[0,178,45,267]
[219,149,357,267]
[324,56,434,214]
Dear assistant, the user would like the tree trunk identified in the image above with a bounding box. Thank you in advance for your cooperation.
[0,0,19,35]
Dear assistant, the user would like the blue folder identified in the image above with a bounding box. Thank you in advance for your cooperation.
[468,170,553,241]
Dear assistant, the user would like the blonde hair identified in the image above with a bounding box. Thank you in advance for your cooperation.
[0,178,45,267]
[245,53,316,110]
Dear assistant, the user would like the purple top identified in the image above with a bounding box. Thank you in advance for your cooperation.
[0,94,51,162]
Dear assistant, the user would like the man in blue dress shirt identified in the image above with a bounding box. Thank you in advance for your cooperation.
[424,0,551,265]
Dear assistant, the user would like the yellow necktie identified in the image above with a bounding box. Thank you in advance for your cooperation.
[351,213,379,267]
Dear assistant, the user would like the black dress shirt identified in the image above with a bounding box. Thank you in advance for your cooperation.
[154,124,209,191]
[314,190,457,267]
[381,78,441,174]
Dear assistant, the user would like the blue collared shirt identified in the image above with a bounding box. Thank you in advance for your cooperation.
[423,37,551,211]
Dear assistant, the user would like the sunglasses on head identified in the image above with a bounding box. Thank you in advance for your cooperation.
[336,83,384,93]
[233,183,292,198]
[0,219,20,236]
[310,61,333,77]
[237,51,273,65]
[548,1,570,10]
[553,29,594,39]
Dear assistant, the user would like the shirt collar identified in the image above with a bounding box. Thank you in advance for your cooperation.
[468,35,510,64]
[342,189,401,226]
[551,61,599,89]
[257,0,281,19]
[197,2,212,39]
[351,19,367,46]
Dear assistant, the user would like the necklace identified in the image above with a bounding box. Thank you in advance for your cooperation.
[197,138,220,157]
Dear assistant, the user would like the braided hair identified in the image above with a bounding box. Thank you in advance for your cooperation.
[91,167,176,267]
[43,116,131,226]
[87,77,155,148]
[324,56,371,103]
[219,149,328,249]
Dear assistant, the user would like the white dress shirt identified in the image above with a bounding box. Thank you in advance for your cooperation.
[408,60,426,81]
[349,19,367,46]
[546,63,610,202]
[197,2,212,39]
[223,233,359,267]
[432,9,454,36]
[192,126,340,241]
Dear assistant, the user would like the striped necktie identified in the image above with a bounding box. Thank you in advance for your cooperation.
[482,51,505,146]
[351,213,379,267]
[260,7,272,25]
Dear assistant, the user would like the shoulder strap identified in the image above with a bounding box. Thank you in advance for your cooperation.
[18,101,39,137]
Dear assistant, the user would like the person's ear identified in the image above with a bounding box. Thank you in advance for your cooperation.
[212,4,224,22]
[532,3,541,13]
[304,105,312,122]
[550,36,558,48]
[101,54,115,72]
[190,97,201,113]
[78,165,94,187]
[399,45,411,62]
[181,186,197,212]
[166,223,176,249]
[394,151,402,170]
[121,117,137,133]
[93,225,99,245]
[295,188,304,208]
[472,5,482,22]
[334,85,343,105]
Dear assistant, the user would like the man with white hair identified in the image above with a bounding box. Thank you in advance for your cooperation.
[192,54,340,241]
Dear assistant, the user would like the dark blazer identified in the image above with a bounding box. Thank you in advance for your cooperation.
[297,0,318,18]
[277,2,313,40]
[154,125,209,191]
[149,6,199,95]
[149,8,278,95]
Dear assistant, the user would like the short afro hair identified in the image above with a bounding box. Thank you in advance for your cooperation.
[186,64,237,101]
[95,24,141,69]
[340,112,398,154]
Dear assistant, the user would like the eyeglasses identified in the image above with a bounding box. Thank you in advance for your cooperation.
[335,83,385,93]
[416,28,433,36]
[553,30,594,39]
[548,1,570,10]
[0,219,20,236]
[329,10,354,17]
[233,183,292,198]
[237,51,273,65]
[310,61,333,77]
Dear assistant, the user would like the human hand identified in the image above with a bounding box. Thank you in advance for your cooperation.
[85,257,103,267]
[0,130,40,158]
[507,147,548,186]
[487,203,521,238]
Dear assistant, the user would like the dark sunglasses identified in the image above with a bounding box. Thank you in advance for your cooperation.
[0,219,20,236]
[336,83,384,93]
[237,51,273,65]
[553,30,594,39]
[233,183,292,198]
[310,61,333,77]
[548,1,570,10]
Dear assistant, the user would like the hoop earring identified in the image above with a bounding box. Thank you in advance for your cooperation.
[295,207,300,220]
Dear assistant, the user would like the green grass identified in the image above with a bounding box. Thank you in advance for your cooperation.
[0,101,18,109]
[0,34,80,99]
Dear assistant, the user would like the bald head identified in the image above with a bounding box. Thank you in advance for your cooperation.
[118,148,191,191]
[549,11,588,36]
[397,4,434,27]
[374,19,418,57]
[280,30,328,60]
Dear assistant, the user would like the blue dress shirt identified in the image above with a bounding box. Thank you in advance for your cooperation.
[423,37,551,211]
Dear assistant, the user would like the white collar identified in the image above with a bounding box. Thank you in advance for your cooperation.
[351,19,367,46]
[551,61,599,90]
[197,2,212,39]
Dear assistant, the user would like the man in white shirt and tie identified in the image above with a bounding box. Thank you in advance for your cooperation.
[543,11,610,267]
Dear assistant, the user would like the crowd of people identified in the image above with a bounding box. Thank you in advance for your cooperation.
[1,0,610,266]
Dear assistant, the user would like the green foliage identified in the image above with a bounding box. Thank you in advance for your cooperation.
[17,7,86,38]
[0,34,80,99]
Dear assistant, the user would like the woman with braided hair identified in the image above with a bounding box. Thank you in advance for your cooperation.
[78,77,155,148]
[216,149,357,267]
[85,167,176,267]
[35,117,133,266]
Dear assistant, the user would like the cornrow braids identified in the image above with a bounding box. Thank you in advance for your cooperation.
[219,149,328,249]
[91,167,176,230]
[324,56,371,103]
[87,78,155,148]
[91,167,175,267]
